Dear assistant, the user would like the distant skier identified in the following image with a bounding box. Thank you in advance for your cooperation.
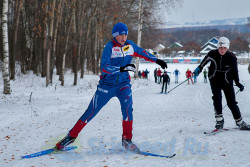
[193,36,250,130]
[203,69,208,83]
[186,69,193,84]
[138,70,142,78]
[161,71,170,93]
[141,70,145,79]
[55,23,168,152]
[154,68,158,83]
[157,68,162,84]
[144,69,149,79]
[173,68,180,83]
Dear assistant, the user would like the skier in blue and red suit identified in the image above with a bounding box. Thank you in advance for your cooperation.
[55,23,168,152]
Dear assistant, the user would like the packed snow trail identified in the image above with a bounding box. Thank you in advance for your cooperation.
[1,64,250,167]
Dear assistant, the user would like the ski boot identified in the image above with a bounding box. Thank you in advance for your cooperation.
[215,118,224,129]
[122,138,140,153]
[55,134,76,150]
[236,121,250,130]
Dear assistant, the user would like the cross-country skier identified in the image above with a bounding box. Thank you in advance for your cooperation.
[173,68,180,83]
[193,36,250,130]
[161,71,170,93]
[186,69,194,84]
[55,23,168,152]
[157,68,162,84]
[203,69,208,83]
[154,68,158,83]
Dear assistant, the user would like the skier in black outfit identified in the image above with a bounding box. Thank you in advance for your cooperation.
[161,71,170,93]
[193,36,250,130]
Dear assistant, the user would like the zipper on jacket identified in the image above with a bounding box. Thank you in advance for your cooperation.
[116,46,125,84]
[219,56,222,70]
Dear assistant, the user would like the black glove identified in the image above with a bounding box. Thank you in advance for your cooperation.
[236,83,244,92]
[120,64,136,72]
[156,59,167,69]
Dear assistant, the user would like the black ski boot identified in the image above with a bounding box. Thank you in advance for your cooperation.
[122,138,140,153]
[236,121,250,130]
[215,118,224,129]
[55,134,76,150]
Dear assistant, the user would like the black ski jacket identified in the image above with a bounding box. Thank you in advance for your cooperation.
[198,49,240,84]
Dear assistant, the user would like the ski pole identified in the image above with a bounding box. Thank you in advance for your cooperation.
[167,77,192,94]
[222,88,241,110]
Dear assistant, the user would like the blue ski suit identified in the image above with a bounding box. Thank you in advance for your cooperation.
[69,38,157,139]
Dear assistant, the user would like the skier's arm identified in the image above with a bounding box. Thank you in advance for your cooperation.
[231,53,244,91]
[129,40,157,62]
[194,53,211,76]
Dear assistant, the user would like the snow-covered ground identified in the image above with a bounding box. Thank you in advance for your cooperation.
[1,63,250,167]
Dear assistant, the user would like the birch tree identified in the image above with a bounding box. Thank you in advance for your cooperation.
[2,0,11,94]
[46,0,56,86]
[134,0,143,79]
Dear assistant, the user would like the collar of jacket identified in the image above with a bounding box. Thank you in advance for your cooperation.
[112,38,128,47]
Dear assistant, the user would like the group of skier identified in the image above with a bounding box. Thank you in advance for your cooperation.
[55,23,250,153]
[138,69,150,79]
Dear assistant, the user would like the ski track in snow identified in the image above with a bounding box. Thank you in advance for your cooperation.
[1,64,250,167]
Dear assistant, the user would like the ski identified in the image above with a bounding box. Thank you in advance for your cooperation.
[204,128,236,135]
[109,149,175,158]
[138,151,176,158]
[204,127,250,135]
[21,146,77,159]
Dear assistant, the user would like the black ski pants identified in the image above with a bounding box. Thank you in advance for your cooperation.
[162,81,168,93]
[210,80,241,120]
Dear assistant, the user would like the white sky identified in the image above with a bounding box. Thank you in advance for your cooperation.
[165,0,250,24]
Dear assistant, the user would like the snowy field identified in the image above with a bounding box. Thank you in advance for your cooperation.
[1,63,250,167]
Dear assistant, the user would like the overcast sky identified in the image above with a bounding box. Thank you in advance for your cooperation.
[165,0,250,24]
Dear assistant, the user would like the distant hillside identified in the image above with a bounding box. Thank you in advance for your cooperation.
[162,24,250,33]
[163,24,250,33]
[163,17,250,33]
[164,17,248,28]
[141,18,250,50]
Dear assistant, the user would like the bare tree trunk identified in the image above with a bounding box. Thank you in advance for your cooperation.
[10,0,23,80]
[72,7,78,86]
[46,0,56,86]
[61,0,76,86]
[80,1,97,78]
[42,0,48,78]
[2,0,11,94]
[135,0,143,79]
[73,1,86,85]
[93,18,98,74]
[53,0,63,75]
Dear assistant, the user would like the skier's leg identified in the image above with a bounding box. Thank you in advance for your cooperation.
[223,84,242,121]
[161,82,165,93]
[210,81,224,128]
[56,85,115,150]
[69,84,114,138]
[117,83,133,139]
[117,83,140,152]
[165,82,167,93]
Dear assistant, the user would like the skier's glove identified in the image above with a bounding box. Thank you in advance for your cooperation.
[120,64,136,72]
[156,59,167,69]
[236,82,244,92]
[193,67,201,76]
